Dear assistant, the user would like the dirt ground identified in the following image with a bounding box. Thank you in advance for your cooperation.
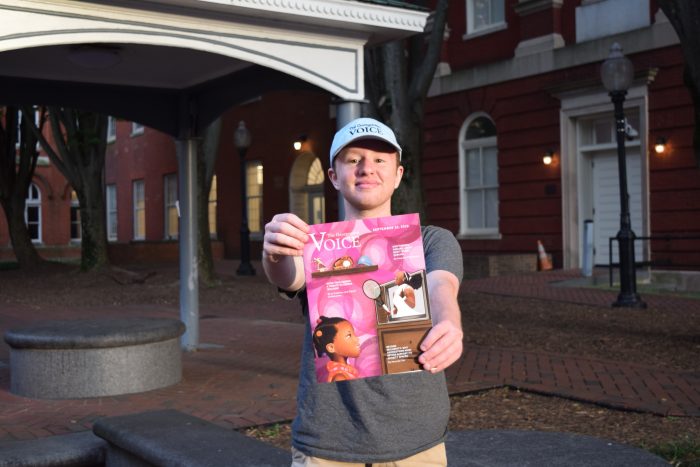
[1,262,699,461]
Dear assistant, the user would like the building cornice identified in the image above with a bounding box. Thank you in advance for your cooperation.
[429,16,679,98]
[142,0,428,36]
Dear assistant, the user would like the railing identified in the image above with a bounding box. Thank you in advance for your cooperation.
[607,235,700,287]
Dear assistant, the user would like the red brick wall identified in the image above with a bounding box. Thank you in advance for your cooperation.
[105,122,177,242]
[425,45,700,269]
[647,46,700,267]
[215,90,336,260]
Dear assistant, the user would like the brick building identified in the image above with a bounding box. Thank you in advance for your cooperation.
[2,0,699,275]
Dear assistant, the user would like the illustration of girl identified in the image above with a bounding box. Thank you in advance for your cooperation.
[312,316,361,382]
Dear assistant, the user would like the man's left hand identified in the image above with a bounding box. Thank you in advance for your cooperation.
[418,320,463,373]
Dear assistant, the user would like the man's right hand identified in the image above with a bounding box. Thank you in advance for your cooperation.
[263,213,310,259]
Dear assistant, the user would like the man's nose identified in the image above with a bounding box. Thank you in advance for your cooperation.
[357,159,375,174]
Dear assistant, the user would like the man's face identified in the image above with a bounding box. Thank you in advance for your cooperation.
[328,139,404,218]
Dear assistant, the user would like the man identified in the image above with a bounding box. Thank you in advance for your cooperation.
[262,117,463,466]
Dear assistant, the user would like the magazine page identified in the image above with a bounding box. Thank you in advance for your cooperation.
[302,213,432,383]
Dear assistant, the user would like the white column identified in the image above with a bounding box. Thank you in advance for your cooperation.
[334,100,364,221]
[176,138,199,352]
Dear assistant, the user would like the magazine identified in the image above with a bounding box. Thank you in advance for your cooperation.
[302,213,432,383]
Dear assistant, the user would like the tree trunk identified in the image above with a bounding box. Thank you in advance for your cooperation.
[22,106,110,271]
[363,0,448,221]
[77,174,109,270]
[197,119,222,285]
[2,197,42,268]
[0,106,43,269]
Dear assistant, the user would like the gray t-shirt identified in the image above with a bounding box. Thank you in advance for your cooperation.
[291,225,463,463]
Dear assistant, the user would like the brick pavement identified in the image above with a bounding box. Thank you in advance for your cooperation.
[0,265,698,442]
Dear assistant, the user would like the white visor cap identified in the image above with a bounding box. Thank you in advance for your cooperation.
[329,118,402,166]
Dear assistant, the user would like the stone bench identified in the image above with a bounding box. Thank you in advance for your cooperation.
[92,409,290,467]
[4,317,185,399]
[0,431,106,467]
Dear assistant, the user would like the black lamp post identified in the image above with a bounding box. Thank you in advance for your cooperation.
[600,43,645,308]
[234,120,255,276]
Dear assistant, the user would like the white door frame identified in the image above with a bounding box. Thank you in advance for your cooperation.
[558,84,650,269]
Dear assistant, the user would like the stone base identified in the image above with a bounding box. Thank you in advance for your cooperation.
[5,318,184,399]
[463,254,538,279]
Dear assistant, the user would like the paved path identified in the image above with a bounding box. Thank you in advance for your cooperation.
[0,266,698,442]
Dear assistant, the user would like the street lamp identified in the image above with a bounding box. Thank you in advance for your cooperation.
[600,43,645,308]
[234,120,255,276]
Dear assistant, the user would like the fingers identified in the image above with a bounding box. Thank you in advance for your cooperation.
[418,321,463,373]
[263,213,310,257]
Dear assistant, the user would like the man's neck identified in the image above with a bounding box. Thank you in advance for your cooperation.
[343,203,392,221]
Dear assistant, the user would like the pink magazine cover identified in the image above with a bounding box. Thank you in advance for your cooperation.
[302,213,432,384]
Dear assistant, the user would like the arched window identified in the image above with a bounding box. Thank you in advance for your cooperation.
[25,182,42,243]
[289,153,325,224]
[459,114,499,236]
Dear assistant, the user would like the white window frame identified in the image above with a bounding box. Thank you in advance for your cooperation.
[164,173,178,240]
[131,122,145,136]
[70,190,81,243]
[464,0,507,39]
[15,107,42,153]
[458,113,500,238]
[133,180,145,240]
[107,116,117,143]
[246,161,263,237]
[25,182,42,243]
[106,184,118,241]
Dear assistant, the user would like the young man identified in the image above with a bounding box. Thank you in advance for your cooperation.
[262,118,463,466]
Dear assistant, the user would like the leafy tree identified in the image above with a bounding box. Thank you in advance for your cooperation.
[364,0,448,218]
[0,106,43,268]
[658,0,700,165]
[23,106,109,271]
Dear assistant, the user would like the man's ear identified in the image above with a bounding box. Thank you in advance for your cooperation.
[328,168,340,190]
[326,342,336,354]
[394,165,404,189]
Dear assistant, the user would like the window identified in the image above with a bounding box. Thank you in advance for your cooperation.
[15,107,41,152]
[575,0,649,43]
[70,190,81,242]
[246,162,263,234]
[208,175,218,237]
[459,114,499,236]
[133,180,145,240]
[164,174,178,240]
[131,122,144,136]
[307,158,325,225]
[106,184,118,241]
[25,183,42,243]
[466,0,505,36]
[107,116,117,143]
[579,114,640,148]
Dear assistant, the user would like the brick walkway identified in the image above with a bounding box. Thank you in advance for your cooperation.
[0,266,698,441]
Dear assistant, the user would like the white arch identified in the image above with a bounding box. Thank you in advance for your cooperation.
[0,2,371,98]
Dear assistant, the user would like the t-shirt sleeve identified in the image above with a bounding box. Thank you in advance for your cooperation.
[422,226,463,283]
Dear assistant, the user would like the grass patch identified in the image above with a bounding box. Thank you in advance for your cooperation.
[644,436,700,466]
[244,422,287,439]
